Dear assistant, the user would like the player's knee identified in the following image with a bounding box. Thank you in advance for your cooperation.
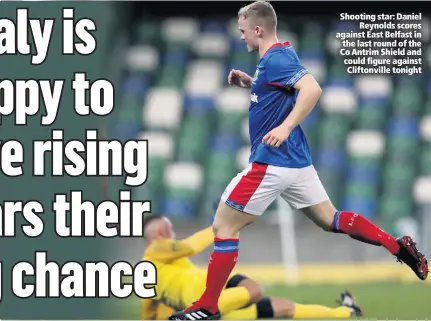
[235,277,264,303]
[256,297,295,319]
[248,284,264,303]
[256,297,295,318]
[212,221,240,239]
[244,282,264,303]
[212,221,233,238]
[212,203,255,238]
[268,298,295,318]
[212,223,243,239]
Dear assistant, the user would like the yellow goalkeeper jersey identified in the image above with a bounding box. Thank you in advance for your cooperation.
[141,227,213,319]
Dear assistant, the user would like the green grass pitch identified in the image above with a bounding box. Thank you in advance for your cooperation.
[108,282,431,319]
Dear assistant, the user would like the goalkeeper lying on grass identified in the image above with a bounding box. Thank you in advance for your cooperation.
[141,212,363,320]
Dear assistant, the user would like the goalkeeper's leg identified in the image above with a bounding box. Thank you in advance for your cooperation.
[223,291,363,320]
[217,286,254,315]
[224,274,264,305]
[215,273,268,316]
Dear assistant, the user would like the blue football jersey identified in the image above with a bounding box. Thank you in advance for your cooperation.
[248,42,312,168]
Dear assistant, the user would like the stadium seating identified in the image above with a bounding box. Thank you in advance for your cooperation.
[114,15,431,235]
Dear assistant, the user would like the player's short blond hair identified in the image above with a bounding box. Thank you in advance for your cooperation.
[238,0,277,31]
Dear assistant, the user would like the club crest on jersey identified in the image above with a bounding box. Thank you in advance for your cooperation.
[252,69,259,84]
[251,93,258,103]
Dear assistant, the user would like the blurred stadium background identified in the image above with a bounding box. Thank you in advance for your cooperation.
[107,1,431,319]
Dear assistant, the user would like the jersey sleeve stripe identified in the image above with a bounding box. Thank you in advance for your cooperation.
[286,69,309,87]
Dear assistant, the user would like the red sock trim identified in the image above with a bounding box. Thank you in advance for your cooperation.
[214,237,240,242]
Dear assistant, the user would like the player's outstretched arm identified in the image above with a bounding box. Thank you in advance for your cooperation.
[145,225,213,262]
[228,69,253,88]
[281,74,322,130]
[144,239,195,262]
[181,226,214,254]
